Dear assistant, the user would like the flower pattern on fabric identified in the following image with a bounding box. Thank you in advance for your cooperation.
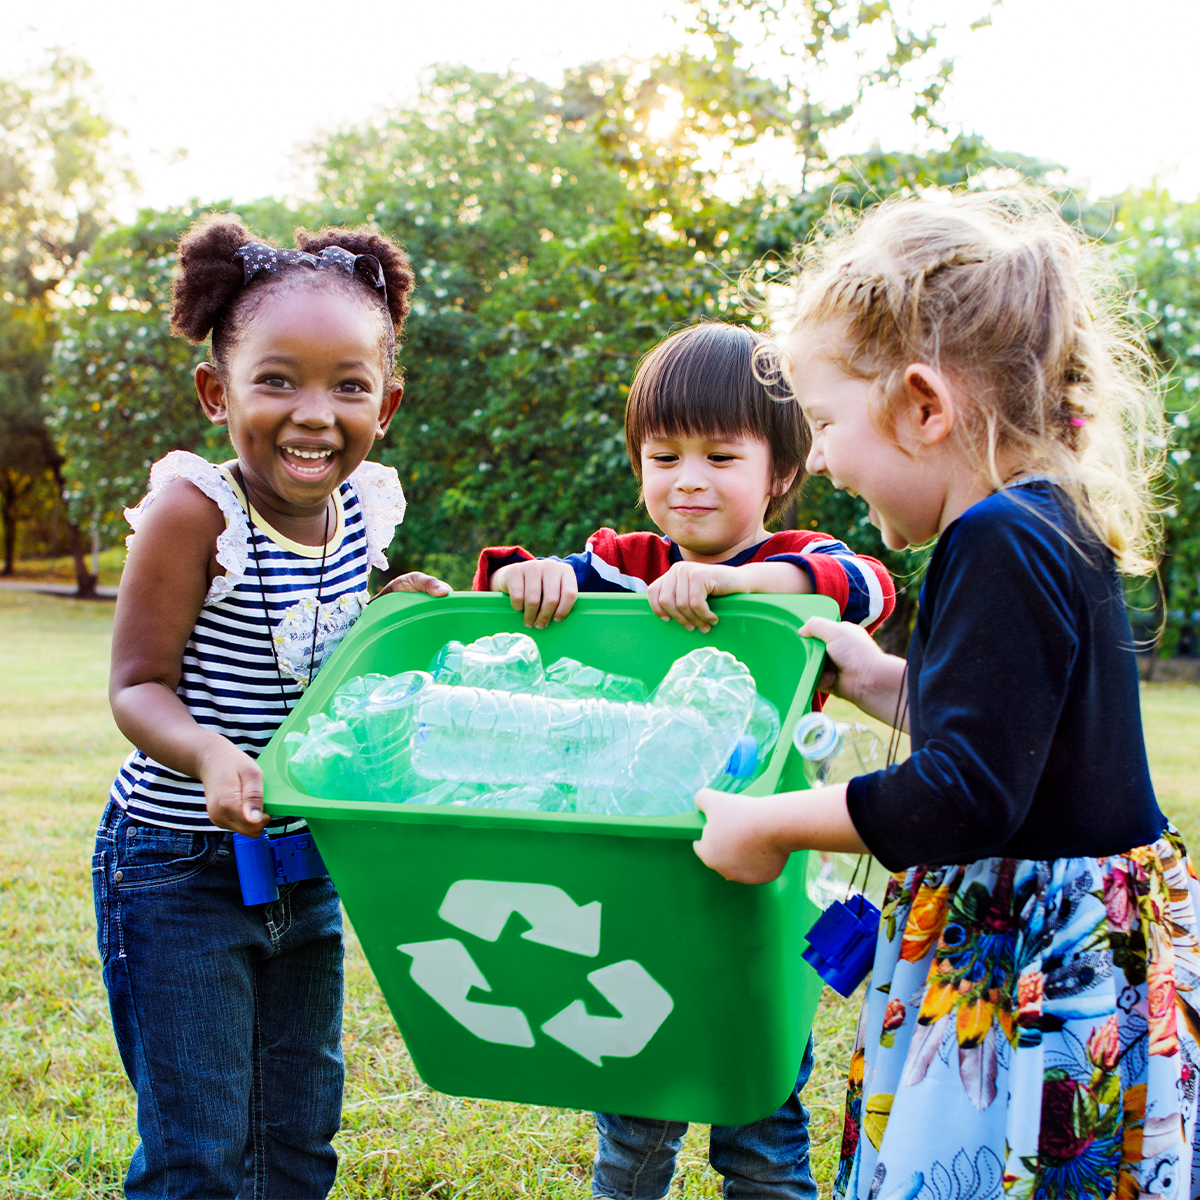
[834,829,1200,1200]
[272,590,369,688]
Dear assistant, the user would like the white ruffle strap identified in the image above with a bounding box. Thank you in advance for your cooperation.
[349,460,406,570]
[124,451,251,606]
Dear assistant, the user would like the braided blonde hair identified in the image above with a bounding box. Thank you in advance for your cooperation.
[785,191,1166,574]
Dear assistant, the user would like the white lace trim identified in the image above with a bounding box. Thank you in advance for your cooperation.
[125,452,406,605]
[124,451,252,606]
[351,459,406,570]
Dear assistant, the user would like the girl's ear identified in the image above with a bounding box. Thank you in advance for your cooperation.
[376,381,404,439]
[901,364,956,447]
[195,363,229,425]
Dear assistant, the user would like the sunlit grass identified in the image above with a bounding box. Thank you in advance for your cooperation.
[1,588,1196,1197]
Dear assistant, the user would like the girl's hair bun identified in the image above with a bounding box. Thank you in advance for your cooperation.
[170,213,264,344]
[294,224,416,333]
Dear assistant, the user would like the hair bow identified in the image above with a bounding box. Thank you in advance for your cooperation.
[232,243,387,305]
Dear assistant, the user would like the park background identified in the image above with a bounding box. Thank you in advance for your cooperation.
[2,0,1200,1195]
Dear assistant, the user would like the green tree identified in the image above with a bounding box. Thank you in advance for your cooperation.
[50,1,1006,608]
[0,53,129,591]
[310,4,1007,597]
[1104,191,1200,657]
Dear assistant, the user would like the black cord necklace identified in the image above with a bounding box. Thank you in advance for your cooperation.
[238,468,331,713]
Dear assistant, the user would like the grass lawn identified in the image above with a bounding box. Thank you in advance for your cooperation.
[2,589,1198,1198]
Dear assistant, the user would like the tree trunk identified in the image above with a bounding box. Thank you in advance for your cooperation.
[65,516,98,599]
[1,477,16,576]
[1,467,36,576]
[48,459,97,599]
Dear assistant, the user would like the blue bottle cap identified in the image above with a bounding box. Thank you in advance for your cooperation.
[725,733,758,778]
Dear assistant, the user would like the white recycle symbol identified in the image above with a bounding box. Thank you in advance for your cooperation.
[399,880,674,1065]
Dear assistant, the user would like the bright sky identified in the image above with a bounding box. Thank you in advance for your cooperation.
[4,0,1198,215]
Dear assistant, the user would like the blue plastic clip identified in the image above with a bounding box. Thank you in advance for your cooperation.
[233,831,328,906]
[801,893,881,997]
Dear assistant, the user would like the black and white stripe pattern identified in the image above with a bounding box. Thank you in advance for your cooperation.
[111,478,372,832]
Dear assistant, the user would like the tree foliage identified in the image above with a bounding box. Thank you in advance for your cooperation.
[309,26,1021,590]
[0,54,130,585]
[47,199,311,550]
[1104,192,1200,650]
[55,3,1166,648]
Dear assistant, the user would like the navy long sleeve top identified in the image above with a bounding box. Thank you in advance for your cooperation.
[846,479,1165,871]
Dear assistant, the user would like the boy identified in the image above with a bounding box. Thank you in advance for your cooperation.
[474,323,895,1200]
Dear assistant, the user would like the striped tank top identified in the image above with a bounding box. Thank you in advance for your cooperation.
[110,451,406,832]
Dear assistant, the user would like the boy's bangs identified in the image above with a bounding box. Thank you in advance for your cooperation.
[626,325,789,454]
[633,377,776,447]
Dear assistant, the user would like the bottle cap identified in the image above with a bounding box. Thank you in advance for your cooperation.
[792,712,840,762]
[725,733,758,778]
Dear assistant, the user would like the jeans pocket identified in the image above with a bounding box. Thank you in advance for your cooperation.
[116,825,221,891]
[91,847,111,961]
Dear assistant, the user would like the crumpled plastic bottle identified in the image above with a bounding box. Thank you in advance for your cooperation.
[711,695,782,793]
[410,647,757,814]
[541,656,648,703]
[285,713,368,801]
[459,632,544,692]
[428,640,465,685]
[361,670,434,801]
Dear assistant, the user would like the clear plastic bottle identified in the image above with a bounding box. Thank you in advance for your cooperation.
[651,647,756,731]
[361,670,434,800]
[410,649,757,811]
[428,640,465,684]
[791,711,888,912]
[329,673,389,726]
[712,695,781,793]
[285,713,369,801]
[541,656,648,703]
[791,711,886,786]
[459,632,544,692]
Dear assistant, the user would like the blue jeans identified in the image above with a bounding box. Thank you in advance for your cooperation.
[93,800,344,1199]
[593,1035,817,1199]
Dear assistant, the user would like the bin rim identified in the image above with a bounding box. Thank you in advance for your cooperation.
[261,590,836,840]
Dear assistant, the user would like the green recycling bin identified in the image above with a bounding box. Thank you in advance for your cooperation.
[259,591,835,1126]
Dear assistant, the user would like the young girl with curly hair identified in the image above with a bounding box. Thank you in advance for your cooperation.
[98,214,435,1198]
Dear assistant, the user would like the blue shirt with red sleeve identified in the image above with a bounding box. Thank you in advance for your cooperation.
[473,526,896,632]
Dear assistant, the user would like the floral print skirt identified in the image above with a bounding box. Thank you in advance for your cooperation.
[835,829,1200,1200]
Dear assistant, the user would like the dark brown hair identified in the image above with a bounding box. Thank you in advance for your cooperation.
[624,323,808,525]
[170,213,416,381]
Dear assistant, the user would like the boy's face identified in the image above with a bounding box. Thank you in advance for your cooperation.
[640,432,785,562]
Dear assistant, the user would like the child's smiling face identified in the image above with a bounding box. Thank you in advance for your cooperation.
[639,431,789,562]
[789,331,957,551]
[197,284,401,524]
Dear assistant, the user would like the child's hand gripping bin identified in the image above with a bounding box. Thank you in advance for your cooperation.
[256,592,838,1127]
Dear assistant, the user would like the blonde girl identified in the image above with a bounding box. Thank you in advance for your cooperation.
[694,192,1200,1199]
